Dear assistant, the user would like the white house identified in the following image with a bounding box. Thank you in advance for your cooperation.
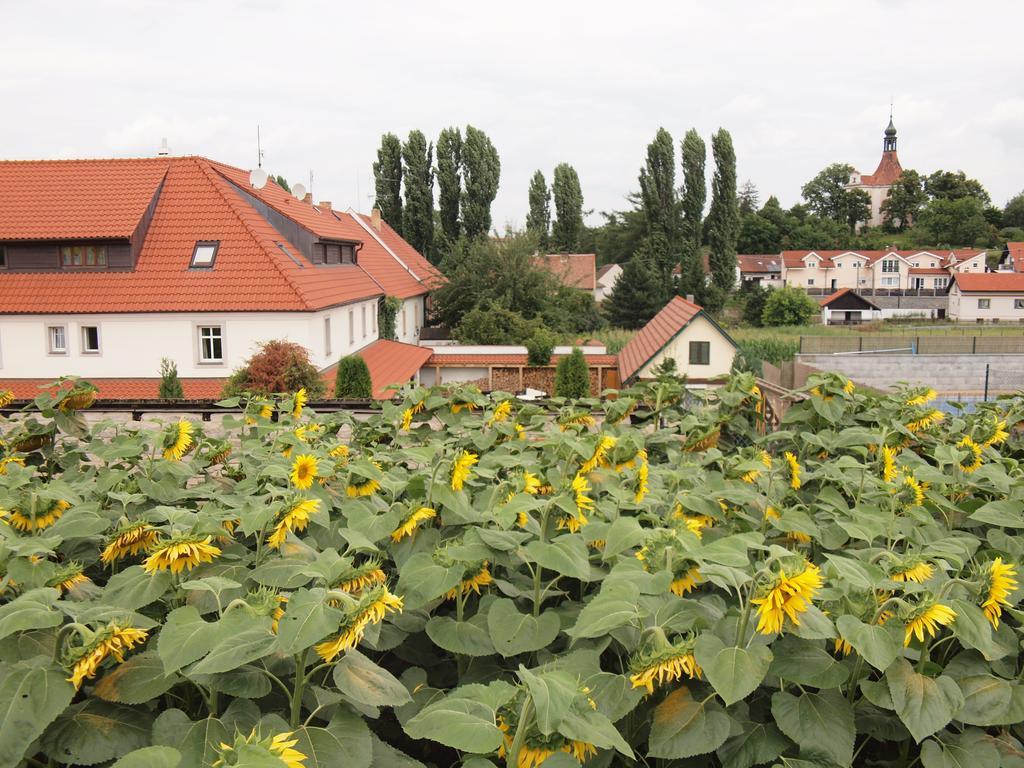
[948,273,1024,322]
[0,156,441,399]
[595,263,623,302]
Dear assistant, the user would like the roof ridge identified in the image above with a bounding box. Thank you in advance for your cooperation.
[348,209,424,285]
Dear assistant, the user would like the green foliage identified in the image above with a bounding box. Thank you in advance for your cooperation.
[802,162,871,232]
[334,354,372,398]
[740,283,770,327]
[436,127,463,247]
[377,296,401,341]
[1003,190,1024,229]
[694,280,727,316]
[526,170,551,248]
[733,336,800,375]
[3,373,1024,768]
[916,196,995,246]
[222,340,325,398]
[462,125,501,239]
[603,254,665,329]
[761,285,819,326]
[272,175,290,193]
[454,302,538,345]
[158,358,183,400]
[707,129,739,291]
[925,169,991,205]
[525,327,557,366]
[372,132,403,232]
[639,128,682,285]
[738,179,759,216]
[542,287,604,335]
[551,163,584,252]
[680,129,707,298]
[401,130,434,260]
[882,169,927,231]
[553,347,590,398]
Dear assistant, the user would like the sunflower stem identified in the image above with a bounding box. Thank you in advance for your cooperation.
[289,648,310,728]
[846,656,865,702]
[735,587,753,647]
[506,695,534,768]
[532,508,550,617]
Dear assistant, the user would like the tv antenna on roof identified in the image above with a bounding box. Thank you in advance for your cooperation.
[257,125,265,168]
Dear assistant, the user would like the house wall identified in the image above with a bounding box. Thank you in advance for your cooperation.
[396,296,425,344]
[634,315,735,380]
[0,299,381,379]
[948,286,1024,322]
[949,254,987,273]
[595,264,623,302]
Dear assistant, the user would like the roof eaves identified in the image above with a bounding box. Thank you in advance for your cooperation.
[347,208,425,287]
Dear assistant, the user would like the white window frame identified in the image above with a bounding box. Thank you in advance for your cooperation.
[81,325,101,355]
[807,278,815,286]
[197,325,224,364]
[324,316,332,358]
[881,276,898,287]
[47,324,68,355]
[881,259,899,273]
[190,241,219,269]
[978,299,990,310]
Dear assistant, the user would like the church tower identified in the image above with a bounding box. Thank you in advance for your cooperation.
[883,114,897,153]
[845,112,904,228]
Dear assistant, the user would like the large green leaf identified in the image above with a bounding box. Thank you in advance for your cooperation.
[370,733,427,767]
[949,599,1004,660]
[525,535,592,581]
[101,566,174,610]
[558,707,634,757]
[158,606,216,674]
[648,685,731,759]
[920,733,1001,768]
[275,588,343,655]
[694,633,772,706]
[885,658,964,744]
[426,616,496,657]
[290,712,373,768]
[834,615,901,672]
[0,588,62,641]
[403,683,515,753]
[767,636,849,688]
[188,667,272,699]
[94,651,178,704]
[518,666,578,735]
[111,746,182,768]
[151,710,228,768]
[716,718,789,768]
[969,499,1024,527]
[770,689,854,766]
[333,649,413,707]
[698,533,764,567]
[566,582,640,639]
[187,612,276,675]
[955,675,1024,726]
[42,699,152,766]
[395,553,464,609]
[0,658,75,768]
[487,599,560,657]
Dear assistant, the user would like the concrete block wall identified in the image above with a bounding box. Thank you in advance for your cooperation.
[796,353,1024,394]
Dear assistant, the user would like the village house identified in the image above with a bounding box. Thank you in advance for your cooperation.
[532,253,600,298]
[0,156,441,399]
[595,262,623,302]
[819,288,883,325]
[775,248,987,293]
[737,254,783,288]
[947,273,1024,322]
[997,242,1024,273]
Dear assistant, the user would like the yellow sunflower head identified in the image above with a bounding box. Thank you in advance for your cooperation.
[290,454,319,490]
[161,420,195,461]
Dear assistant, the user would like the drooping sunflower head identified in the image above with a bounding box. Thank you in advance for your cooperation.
[346,461,382,497]
[267,497,319,550]
[904,387,937,407]
[629,633,702,693]
[487,399,513,427]
[444,561,493,600]
[981,557,1019,629]
[161,420,195,461]
[290,454,319,490]
[889,558,934,584]
[881,444,900,483]
[558,411,596,431]
[314,584,403,662]
[751,560,823,636]
[390,507,436,542]
[213,728,308,768]
[100,521,158,564]
[450,450,478,491]
[905,408,945,433]
[0,389,13,408]
[63,621,149,690]
[901,599,956,647]
[580,435,617,475]
[980,418,1010,448]
[7,499,70,532]
[632,450,650,503]
[333,558,389,593]
[784,451,802,490]
[669,564,703,596]
[956,435,983,474]
[291,388,308,419]
[891,473,926,508]
[142,534,221,574]
[47,561,92,595]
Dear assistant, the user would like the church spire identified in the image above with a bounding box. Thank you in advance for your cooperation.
[883,105,897,153]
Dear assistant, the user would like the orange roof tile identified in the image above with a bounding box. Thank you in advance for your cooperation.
[0,377,227,400]
[859,150,903,186]
[909,267,950,275]
[952,273,1024,292]
[1004,242,1024,273]
[353,213,445,292]
[618,296,721,381]
[0,158,170,240]
[738,254,782,273]
[320,339,432,399]
[534,254,597,290]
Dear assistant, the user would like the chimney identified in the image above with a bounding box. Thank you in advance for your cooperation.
[686,294,695,303]
[319,201,332,212]
[157,137,170,156]
[370,207,382,232]
[303,193,313,204]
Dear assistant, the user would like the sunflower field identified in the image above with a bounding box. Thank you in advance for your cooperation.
[1,374,1024,768]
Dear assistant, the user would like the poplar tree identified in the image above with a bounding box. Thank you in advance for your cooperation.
[401,130,435,260]
[679,129,706,297]
[436,127,462,245]
[462,125,501,239]
[707,128,739,292]
[551,163,584,252]
[526,170,551,248]
[372,133,403,232]
[639,127,681,288]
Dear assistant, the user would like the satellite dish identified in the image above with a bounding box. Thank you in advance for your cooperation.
[249,168,268,189]
[292,182,307,199]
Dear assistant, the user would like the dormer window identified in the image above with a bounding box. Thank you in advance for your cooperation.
[190,241,219,269]
[61,244,107,268]
[318,242,357,265]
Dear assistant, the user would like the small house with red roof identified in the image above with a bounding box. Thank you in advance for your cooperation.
[0,155,441,400]
[948,272,1024,322]
[781,248,986,293]
[818,289,882,325]
[533,253,597,293]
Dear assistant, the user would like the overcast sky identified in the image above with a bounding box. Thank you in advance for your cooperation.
[3,1,1022,229]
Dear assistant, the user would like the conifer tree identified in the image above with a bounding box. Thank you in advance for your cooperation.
[707,128,739,292]
[401,130,434,260]
[639,128,681,289]
[551,163,584,252]
[335,355,373,399]
[158,358,183,400]
[554,347,590,399]
[679,129,707,297]
[526,170,551,248]
[436,127,462,245]
[373,133,403,232]
[603,254,664,329]
[462,125,501,239]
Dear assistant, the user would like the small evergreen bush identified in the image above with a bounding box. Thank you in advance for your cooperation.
[554,347,591,398]
[334,355,373,399]
[158,358,184,400]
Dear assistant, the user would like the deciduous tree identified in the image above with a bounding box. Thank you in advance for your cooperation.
[1004,190,1024,229]
[761,285,818,326]
[552,163,584,252]
[462,125,501,239]
[401,130,434,260]
[679,129,707,297]
[916,197,994,246]
[707,129,739,291]
[881,169,926,231]
[526,170,551,247]
[436,127,462,245]
[639,128,682,287]
[738,180,760,216]
[373,133,403,232]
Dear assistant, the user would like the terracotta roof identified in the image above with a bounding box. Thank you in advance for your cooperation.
[0,156,383,313]
[858,150,903,187]
[1003,242,1024,273]
[0,377,226,400]
[909,267,950,275]
[534,254,597,290]
[952,273,1024,293]
[818,288,881,310]
[738,254,782,273]
[0,158,170,240]
[426,353,617,367]
[320,339,432,399]
[618,296,708,381]
[353,213,445,292]
[780,249,985,269]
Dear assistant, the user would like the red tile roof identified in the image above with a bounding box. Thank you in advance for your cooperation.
[858,150,903,186]
[1004,242,1024,273]
[0,377,227,400]
[320,339,432,399]
[426,353,618,367]
[738,254,782,273]
[909,267,950,275]
[618,296,706,381]
[0,158,170,240]
[0,156,384,313]
[780,249,985,269]
[818,288,881,310]
[952,273,1024,293]
[353,213,444,292]
[534,254,597,290]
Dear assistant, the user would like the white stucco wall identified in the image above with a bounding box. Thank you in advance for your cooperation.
[0,298,380,379]
[634,315,736,380]
[948,286,1024,321]
[595,264,623,302]
[396,296,425,344]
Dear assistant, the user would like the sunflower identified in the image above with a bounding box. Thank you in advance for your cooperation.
[487,400,513,426]
[559,412,595,431]
[741,450,772,483]
[522,471,542,495]
[444,562,493,600]
[451,401,477,414]
[905,388,937,407]
[843,379,856,395]
[0,390,13,408]
[271,594,288,634]
[572,473,594,513]
[290,454,318,490]
[292,388,307,419]
[391,507,436,542]
[633,450,650,503]
[48,563,91,595]
[334,560,388,594]
[0,455,25,475]
[893,473,925,508]
[784,451,802,490]
[981,558,1018,629]
[670,566,703,596]
[329,443,350,460]
[346,463,381,497]
[143,535,221,574]
[581,435,616,474]
[881,444,900,483]
[891,560,934,583]
[100,522,158,564]
[314,585,403,661]
[214,729,308,768]
[630,643,702,693]
[906,409,944,433]
[267,498,320,549]
[903,601,956,647]
[752,561,823,635]
[7,500,70,532]
[451,450,478,491]
[161,420,194,461]
[64,622,148,690]
[982,420,1010,448]
[957,436,983,474]
[400,408,415,431]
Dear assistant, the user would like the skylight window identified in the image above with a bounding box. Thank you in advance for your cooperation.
[190,241,219,269]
